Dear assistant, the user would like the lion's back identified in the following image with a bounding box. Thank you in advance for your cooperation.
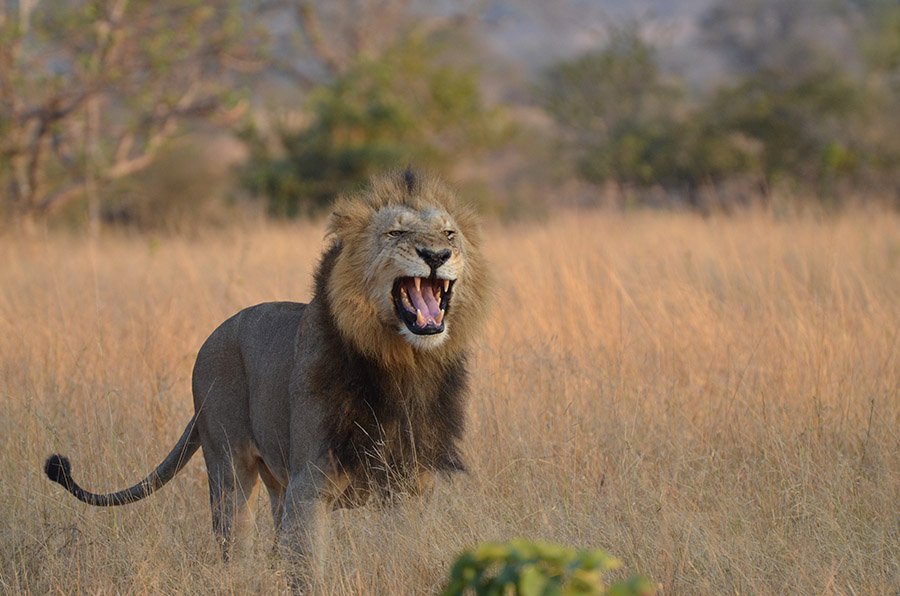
[191,302,307,414]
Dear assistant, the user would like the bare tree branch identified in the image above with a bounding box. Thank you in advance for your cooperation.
[295,1,345,74]
[1,0,260,224]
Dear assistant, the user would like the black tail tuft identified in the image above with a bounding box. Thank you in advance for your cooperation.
[44,454,73,489]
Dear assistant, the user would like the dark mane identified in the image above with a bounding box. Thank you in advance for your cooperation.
[403,167,418,195]
[309,242,467,492]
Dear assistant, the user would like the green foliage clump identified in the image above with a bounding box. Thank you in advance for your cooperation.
[540,27,756,198]
[705,69,867,187]
[540,26,692,191]
[541,14,900,207]
[241,33,503,217]
[441,539,655,596]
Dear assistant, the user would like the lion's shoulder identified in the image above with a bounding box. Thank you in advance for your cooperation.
[198,301,308,367]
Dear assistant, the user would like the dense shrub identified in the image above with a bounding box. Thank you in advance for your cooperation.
[442,539,655,596]
[240,34,503,217]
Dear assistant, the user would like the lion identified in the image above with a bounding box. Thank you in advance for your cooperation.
[43,169,489,576]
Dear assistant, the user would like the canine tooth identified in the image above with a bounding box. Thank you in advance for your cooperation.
[416,308,426,327]
[443,279,450,292]
[436,309,444,325]
[414,277,421,291]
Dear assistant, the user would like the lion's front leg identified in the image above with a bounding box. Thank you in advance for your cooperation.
[279,462,352,593]
[278,466,328,593]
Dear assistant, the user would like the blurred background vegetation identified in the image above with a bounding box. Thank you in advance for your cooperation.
[1,0,898,231]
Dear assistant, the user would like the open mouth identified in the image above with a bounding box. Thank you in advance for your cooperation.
[392,276,455,335]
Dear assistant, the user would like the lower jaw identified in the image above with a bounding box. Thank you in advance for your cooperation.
[399,325,449,348]
[402,322,444,336]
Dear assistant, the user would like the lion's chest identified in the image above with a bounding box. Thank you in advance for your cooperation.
[306,333,468,494]
[330,392,438,481]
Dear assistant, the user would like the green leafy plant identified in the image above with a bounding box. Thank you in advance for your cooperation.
[441,539,655,596]
[240,32,505,217]
[541,17,900,208]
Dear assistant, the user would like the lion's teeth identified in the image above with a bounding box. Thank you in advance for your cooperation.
[443,279,450,292]
[416,309,426,327]
[414,277,421,291]
[400,287,413,310]
[436,309,444,325]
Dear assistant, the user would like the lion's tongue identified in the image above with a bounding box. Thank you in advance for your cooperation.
[406,278,441,325]
[422,281,441,319]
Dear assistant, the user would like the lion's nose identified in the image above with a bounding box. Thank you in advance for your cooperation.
[416,247,451,270]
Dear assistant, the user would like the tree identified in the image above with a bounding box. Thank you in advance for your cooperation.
[701,0,900,199]
[858,2,900,197]
[257,0,481,90]
[539,26,732,198]
[240,32,504,217]
[0,0,258,228]
[543,13,899,207]
[700,0,855,80]
[707,69,868,190]
[541,25,675,148]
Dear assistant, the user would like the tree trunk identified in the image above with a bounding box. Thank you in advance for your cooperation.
[85,96,102,235]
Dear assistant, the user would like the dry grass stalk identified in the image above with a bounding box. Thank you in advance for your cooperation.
[1,210,897,593]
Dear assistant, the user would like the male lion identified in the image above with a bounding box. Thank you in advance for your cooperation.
[43,169,489,573]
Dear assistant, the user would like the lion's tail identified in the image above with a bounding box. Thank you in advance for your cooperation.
[43,415,201,507]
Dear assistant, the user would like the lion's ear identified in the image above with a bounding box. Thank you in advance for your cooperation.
[328,199,368,239]
[327,211,352,239]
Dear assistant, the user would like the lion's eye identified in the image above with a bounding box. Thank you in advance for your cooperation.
[444,230,456,240]
[387,230,406,238]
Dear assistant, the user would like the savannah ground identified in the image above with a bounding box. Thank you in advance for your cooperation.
[0,209,897,594]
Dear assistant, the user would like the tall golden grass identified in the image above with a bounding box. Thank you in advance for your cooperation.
[1,210,897,594]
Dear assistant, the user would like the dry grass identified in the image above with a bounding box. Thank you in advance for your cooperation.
[0,210,897,594]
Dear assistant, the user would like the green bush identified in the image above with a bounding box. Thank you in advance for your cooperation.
[240,33,503,217]
[541,19,900,206]
[441,539,655,596]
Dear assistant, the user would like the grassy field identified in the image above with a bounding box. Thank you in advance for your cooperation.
[1,210,897,594]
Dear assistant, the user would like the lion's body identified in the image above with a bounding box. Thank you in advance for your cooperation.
[43,170,488,578]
